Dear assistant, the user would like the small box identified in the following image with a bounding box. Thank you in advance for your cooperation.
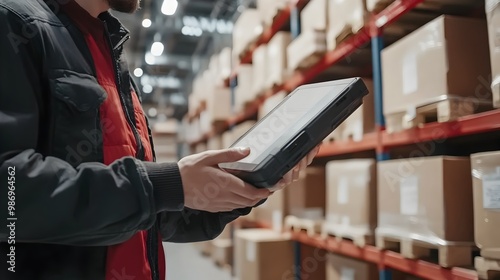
[287,167,326,219]
[206,87,232,122]
[299,244,326,280]
[301,0,328,33]
[258,91,287,120]
[257,0,290,27]
[325,159,377,236]
[266,32,292,88]
[326,254,378,280]
[254,187,289,231]
[377,156,474,243]
[235,229,294,280]
[486,0,500,108]
[212,238,233,267]
[382,16,491,117]
[218,47,232,83]
[341,79,375,141]
[233,9,263,59]
[287,30,326,71]
[234,65,255,112]
[327,0,367,50]
[252,45,268,96]
[471,150,500,260]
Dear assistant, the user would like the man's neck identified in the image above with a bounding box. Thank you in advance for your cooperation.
[74,0,109,17]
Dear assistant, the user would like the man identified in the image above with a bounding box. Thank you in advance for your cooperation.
[0,0,319,279]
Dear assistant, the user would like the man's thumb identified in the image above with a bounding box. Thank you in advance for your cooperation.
[204,147,251,165]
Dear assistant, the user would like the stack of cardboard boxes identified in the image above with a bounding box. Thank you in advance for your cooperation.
[487,0,500,108]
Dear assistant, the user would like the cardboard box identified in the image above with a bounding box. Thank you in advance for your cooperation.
[341,78,375,141]
[266,32,292,88]
[218,47,232,83]
[257,0,290,27]
[471,150,500,260]
[325,159,377,235]
[234,65,255,112]
[326,253,378,280]
[287,167,326,219]
[382,16,491,117]
[287,30,326,71]
[252,45,268,96]
[258,91,287,120]
[233,9,263,59]
[327,0,366,50]
[235,229,294,280]
[254,188,289,231]
[193,240,214,256]
[301,0,328,33]
[195,143,207,154]
[212,239,233,267]
[377,156,474,243]
[207,135,222,151]
[206,87,232,122]
[486,0,500,108]
[300,244,326,280]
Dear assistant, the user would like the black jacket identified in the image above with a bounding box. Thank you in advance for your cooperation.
[0,0,250,279]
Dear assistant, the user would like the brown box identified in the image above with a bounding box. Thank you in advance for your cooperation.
[287,167,326,219]
[234,65,255,112]
[287,30,326,71]
[486,0,500,108]
[325,159,377,235]
[266,32,292,88]
[206,87,232,122]
[382,16,491,116]
[212,238,233,267]
[232,9,262,59]
[326,253,378,280]
[254,187,289,231]
[235,229,294,280]
[377,156,474,243]
[300,244,326,280]
[252,45,268,96]
[327,0,366,50]
[471,151,500,260]
[301,0,328,33]
[341,78,375,141]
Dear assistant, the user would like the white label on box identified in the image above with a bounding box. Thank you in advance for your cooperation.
[246,240,256,262]
[337,177,349,205]
[400,176,419,215]
[402,52,418,95]
[340,267,355,280]
[483,177,500,209]
[272,210,283,232]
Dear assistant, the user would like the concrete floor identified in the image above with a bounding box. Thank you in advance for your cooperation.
[164,242,232,280]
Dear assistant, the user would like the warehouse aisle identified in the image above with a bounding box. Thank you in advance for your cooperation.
[164,242,232,280]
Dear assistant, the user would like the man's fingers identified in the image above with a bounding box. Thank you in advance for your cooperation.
[307,145,320,165]
[292,168,300,182]
[201,147,251,165]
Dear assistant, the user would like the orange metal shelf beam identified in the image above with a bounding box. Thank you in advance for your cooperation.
[290,231,478,280]
[317,132,378,157]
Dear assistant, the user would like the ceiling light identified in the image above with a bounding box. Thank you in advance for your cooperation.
[161,0,178,16]
[145,53,155,65]
[148,108,158,118]
[143,84,153,94]
[133,68,143,77]
[151,42,164,57]
[142,19,152,28]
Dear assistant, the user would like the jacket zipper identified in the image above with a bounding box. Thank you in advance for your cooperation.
[103,25,157,280]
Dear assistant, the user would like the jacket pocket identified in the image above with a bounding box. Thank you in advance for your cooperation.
[48,69,107,165]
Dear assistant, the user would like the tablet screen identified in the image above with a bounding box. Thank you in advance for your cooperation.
[232,82,348,165]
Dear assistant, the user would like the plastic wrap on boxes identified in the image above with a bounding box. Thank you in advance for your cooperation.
[258,91,287,120]
[471,151,500,260]
[257,0,290,26]
[325,159,376,237]
[252,45,268,96]
[301,0,328,32]
[327,0,366,50]
[376,156,474,246]
[233,9,263,59]
[382,16,491,117]
[235,229,293,280]
[234,65,255,113]
[486,0,500,108]
[287,30,326,71]
[266,32,292,88]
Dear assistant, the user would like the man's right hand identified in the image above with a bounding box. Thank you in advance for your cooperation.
[178,147,271,213]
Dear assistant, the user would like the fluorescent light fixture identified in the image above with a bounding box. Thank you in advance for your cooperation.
[142,19,152,28]
[143,84,153,94]
[133,68,143,77]
[161,0,178,16]
[151,42,164,57]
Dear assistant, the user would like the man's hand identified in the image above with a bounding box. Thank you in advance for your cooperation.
[178,148,271,212]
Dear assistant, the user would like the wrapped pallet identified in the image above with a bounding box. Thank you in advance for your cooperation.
[486,0,500,107]
[265,32,292,88]
[327,0,367,50]
[233,9,263,60]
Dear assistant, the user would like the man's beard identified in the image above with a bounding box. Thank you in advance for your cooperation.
[109,0,140,13]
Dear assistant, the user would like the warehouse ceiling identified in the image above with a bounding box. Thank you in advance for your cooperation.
[112,0,255,120]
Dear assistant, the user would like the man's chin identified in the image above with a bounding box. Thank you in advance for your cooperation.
[109,0,140,13]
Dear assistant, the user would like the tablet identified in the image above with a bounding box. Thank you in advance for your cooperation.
[219,77,369,188]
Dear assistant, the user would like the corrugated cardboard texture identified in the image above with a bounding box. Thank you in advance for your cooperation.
[377,156,473,243]
[471,150,500,260]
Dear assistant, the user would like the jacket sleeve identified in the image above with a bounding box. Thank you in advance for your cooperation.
[158,207,252,243]
[0,6,183,246]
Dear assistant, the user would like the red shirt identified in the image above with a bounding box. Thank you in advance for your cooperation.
[60,2,164,279]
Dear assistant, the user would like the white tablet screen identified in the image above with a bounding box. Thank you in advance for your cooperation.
[233,83,347,164]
